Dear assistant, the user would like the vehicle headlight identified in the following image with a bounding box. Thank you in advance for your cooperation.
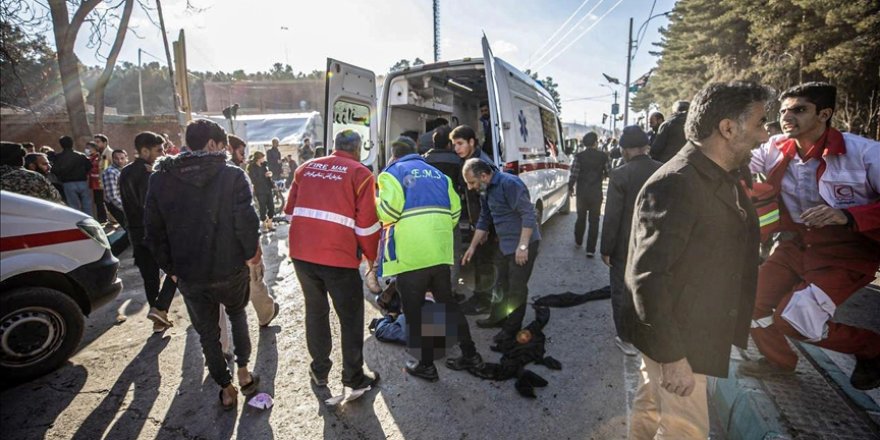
[77,218,110,250]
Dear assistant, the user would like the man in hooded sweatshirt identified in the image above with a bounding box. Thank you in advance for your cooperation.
[144,119,261,410]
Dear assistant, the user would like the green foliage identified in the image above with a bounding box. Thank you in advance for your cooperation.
[633,0,880,137]
[389,58,426,72]
[0,21,62,112]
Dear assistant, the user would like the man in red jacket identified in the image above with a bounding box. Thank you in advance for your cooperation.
[742,82,880,390]
[285,129,381,393]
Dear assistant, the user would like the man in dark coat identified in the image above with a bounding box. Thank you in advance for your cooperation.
[120,132,179,334]
[424,125,464,293]
[626,82,772,439]
[568,132,608,257]
[599,126,661,357]
[650,101,689,163]
[144,119,261,410]
[266,137,283,181]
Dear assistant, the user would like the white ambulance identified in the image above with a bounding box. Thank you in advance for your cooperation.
[323,36,571,223]
[0,191,123,383]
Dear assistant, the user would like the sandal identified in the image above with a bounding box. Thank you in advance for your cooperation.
[240,374,260,396]
[219,388,236,411]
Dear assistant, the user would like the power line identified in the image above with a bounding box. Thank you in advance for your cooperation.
[529,0,607,69]
[562,93,613,102]
[527,0,593,66]
[533,0,625,72]
[633,0,657,59]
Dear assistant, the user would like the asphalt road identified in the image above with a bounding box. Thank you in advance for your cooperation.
[0,202,635,440]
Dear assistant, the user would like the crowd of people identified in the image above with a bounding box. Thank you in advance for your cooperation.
[1,79,878,439]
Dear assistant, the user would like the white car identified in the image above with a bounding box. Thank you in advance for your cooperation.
[0,190,123,383]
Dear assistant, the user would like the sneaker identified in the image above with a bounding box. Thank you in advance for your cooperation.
[152,321,170,333]
[147,307,173,327]
[350,371,380,392]
[614,337,639,356]
[260,303,280,328]
[405,361,439,382]
[446,353,484,371]
[309,368,328,387]
[850,356,880,390]
[737,358,795,378]
[586,252,595,258]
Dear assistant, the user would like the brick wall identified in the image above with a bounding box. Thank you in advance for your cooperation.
[0,113,181,156]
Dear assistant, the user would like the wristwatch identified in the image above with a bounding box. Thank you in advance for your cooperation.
[518,244,528,251]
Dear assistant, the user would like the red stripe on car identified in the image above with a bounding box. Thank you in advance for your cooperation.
[0,229,89,252]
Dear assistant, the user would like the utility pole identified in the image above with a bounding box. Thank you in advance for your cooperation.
[433,0,440,62]
[623,17,633,127]
[155,0,184,136]
[138,48,144,116]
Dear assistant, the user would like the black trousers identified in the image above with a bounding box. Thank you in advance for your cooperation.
[575,193,602,252]
[132,243,177,311]
[292,259,366,388]
[397,264,475,365]
[93,189,107,222]
[472,234,501,302]
[178,266,251,387]
[496,241,540,334]
[255,192,275,221]
[609,257,634,342]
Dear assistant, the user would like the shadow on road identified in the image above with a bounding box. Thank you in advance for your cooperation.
[0,364,88,438]
[71,335,170,439]
[235,325,281,440]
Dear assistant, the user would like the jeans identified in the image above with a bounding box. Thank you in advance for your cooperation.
[575,193,602,252]
[132,243,177,312]
[397,264,475,365]
[496,240,540,334]
[93,189,107,222]
[178,266,251,387]
[62,181,93,215]
[292,259,366,388]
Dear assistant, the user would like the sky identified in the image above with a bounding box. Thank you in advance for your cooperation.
[42,0,677,126]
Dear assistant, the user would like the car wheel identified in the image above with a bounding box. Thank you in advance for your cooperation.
[0,287,84,383]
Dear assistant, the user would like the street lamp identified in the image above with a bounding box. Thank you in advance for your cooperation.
[624,11,671,126]
[599,83,619,135]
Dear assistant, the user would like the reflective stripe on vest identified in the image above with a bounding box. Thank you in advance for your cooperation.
[292,207,380,237]
[759,208,780,228]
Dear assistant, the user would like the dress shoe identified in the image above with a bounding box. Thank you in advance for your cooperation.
[446,353,484,371]
[738,358,795,378]
[476,315,506,328]
[405,360,439,382]
[850,356,880,390]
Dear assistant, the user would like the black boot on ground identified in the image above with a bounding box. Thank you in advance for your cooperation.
[405,360,439,382]
[850,356,880,390]
[446,353,484,371]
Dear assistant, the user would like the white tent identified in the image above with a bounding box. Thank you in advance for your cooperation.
[199,111,323,146]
